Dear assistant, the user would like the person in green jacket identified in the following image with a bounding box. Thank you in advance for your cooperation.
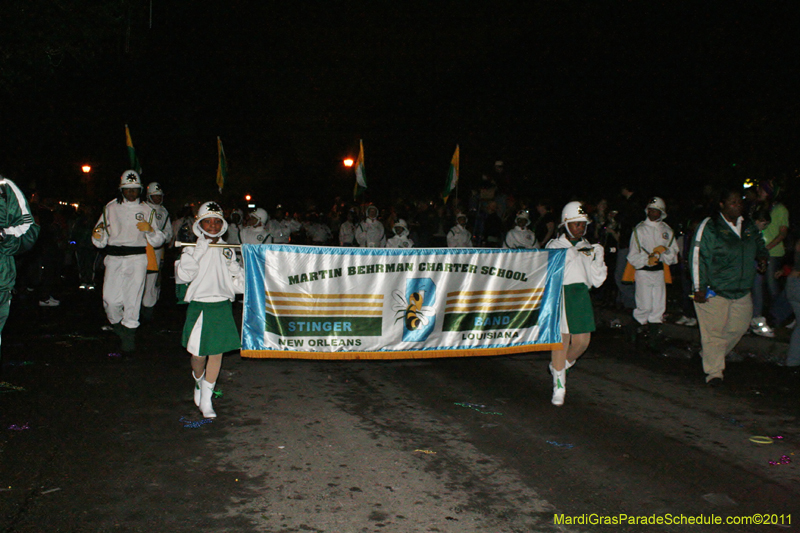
[690,187,768,386]
[0,176,40,367]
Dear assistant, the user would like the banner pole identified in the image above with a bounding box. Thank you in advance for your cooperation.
[174,241,241,248]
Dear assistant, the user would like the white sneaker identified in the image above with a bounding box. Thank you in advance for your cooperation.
[38,297,60,307]
[675,316,689,325]
[684,318,698,327]
[752,321,775,338]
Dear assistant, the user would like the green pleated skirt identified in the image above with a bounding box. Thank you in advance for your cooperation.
[182,300,241,356]
[564,283,596,334]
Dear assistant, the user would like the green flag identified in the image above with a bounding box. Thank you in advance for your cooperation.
[442,144,459,204]
[125,124,142,175]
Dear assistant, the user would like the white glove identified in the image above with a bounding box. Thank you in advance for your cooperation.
[193,236,210,258]
[591,243,604,262]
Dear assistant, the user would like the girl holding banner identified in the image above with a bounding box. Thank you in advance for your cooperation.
[545,202,607,406]
[176,201,245,418]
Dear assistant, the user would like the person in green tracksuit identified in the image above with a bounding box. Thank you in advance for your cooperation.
[0,176,40,366]
[689,187,768,386]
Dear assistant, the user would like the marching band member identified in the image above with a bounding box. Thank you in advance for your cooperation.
[176,201,244,418]
[447,212,472,247]
[240,207,273,245]
[627,196,679,348]
[545,201,607,406]
[386,219,414,248]
[226,209,244,245]
[503,210,539,249]
[141,182,173,322]
[92,170,166,353]
[355,204,386,248]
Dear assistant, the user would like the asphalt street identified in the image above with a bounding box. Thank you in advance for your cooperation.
[1,286,798,532]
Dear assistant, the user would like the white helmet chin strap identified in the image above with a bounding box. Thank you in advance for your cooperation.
[197,216,225,238]
[564,220,586,238]
[198,227,222,238]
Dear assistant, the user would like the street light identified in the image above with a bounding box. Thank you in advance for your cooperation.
[343,158,354,168]
[81,165,92,173]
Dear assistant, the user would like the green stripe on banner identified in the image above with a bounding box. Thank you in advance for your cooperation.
[442,309,541,332]
[265,314,383,337]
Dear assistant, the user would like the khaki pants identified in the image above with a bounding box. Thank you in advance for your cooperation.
[694,293,752,381]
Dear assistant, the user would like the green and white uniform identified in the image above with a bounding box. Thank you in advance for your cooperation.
[142,200,173,308]
[0,178,39,358]
[92,198,166,328]
[176,234,244,356]
[628,217,679,325]
[547,234,607,334]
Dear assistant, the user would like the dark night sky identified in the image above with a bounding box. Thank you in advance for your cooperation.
[2,1,800,208]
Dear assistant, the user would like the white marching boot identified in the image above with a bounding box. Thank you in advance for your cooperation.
[549,364,567,406]
[192,371,205,407]
[200,379,217,419]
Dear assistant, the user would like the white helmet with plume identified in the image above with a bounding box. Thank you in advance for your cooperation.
[193,201,229,238]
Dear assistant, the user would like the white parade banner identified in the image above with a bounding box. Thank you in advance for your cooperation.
[241,244,566,360]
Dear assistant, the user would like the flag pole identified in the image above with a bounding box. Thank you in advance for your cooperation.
[175,241,241,248]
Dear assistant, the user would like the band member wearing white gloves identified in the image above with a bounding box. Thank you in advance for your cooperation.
[141,182,173,322]
[627,197,679,348]
[176,202,244,418]
[546,201,607,406]
[92,170,166,353]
